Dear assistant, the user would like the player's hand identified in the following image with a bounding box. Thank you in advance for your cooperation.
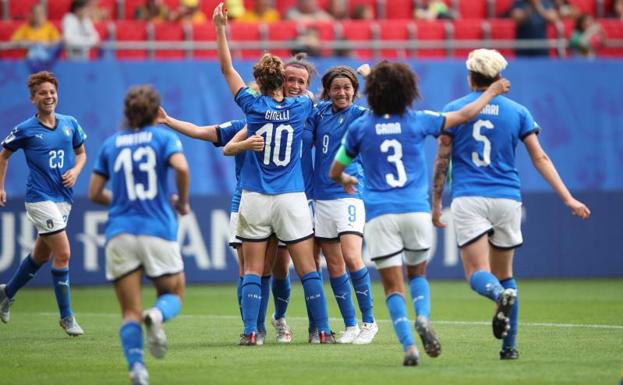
[0,189,6,207]
[341,173,358,194]
[243,134,264,152]
[356,63,371,78]
[157,106,169,125]
[566,198,591,219]
[432,205,446,228]
[213,3,228,28]
[489,78,511,96]
[171,194,190,216]
[61,168,79,188]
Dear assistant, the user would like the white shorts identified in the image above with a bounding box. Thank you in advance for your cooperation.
[105,234,183,281]
[229,212,242,247]
[25,201,71,235]
[237,190,314,244]
[365,212,433,269]
[451,196,523,249]
[314,198,365,241]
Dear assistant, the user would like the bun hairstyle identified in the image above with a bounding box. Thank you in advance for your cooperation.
[253,53,286,95]
[124,85,161,129]
[284,52,318,85]
[365,60,420,116]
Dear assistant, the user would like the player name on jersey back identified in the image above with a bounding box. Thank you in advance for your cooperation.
[480,104,499,116]
[375,122,402,135]
[265,109,290,121]
[115,131,153,147]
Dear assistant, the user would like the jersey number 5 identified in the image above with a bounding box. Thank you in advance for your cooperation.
[380,139,407,188]
[472,119,494,167]
[114,146,157,201]
[256,123,294,166]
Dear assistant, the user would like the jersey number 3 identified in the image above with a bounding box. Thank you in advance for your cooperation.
[380,139,407,188]
[114,146,157,201]
[472,119,494,167]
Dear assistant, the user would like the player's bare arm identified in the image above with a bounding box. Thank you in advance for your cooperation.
[62,144,86,188]
[523,133,591,219]
[214,3,245,96]
[223,127,264,156]
[431,135,453,228]
[88,173,112,206]
[169,153,191,216]
[329,153,358,195]
[158,106,219,142]
[443,78,511,130]
[0,148,12,206]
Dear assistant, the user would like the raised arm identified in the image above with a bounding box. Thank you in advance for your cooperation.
[0,148,12,207]
[169,153,191,216]
[523,134,590,219]
[213,3,245,96]
[223,127,264,156]
[158,107,219,142]
[443,78,510,130]
[431,135,453,228]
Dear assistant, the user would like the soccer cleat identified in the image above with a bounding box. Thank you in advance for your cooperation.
[336,325,360,344]
[271,316,292,343]
[256,330,266,346]
[414,316,441,358]
[143,308,167,358]
[308,328,320,344]
[500,348,520,360]
[129,362,149,385]
[353,322,379,345]
[0,284,15,324]
[59,316,84,336]
[239,331,257,346]
[319,330,336,344]
[403,346,420,367]
[492,288,517,339]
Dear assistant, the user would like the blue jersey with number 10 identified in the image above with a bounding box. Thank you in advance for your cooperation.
[443,93,540,202]
[235,87,313,194]
[93,126,183,242]
[343,110,445,221]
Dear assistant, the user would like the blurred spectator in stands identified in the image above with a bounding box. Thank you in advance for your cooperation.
[569,14,605,57]
[62,0,100,60]
[415,0,455,20]
[329,0,349,20]
[511,0,559,56]
[553,0,580,19]
[285,0,333,23]
[174,0,208,24]
[238,0,280,23]
[351,4,374,20]
[610,0,623,19]
[134,0,171,22]
[11,4,62,71]
[292,27,321,57]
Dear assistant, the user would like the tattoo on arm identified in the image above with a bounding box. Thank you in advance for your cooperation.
[432,135,453,203]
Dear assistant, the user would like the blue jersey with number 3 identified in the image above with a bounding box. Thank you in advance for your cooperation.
[213,119,246,213]
[443,93,540,202]
[343,110,445,221]
[235,87,312,194]
[1,113,86,204]
[93,126,183,242]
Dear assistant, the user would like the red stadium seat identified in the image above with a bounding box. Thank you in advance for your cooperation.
[598,18,623,56]
[47,0,71,20]
[0,20,27,58]
[9,0,40,20]
[199,0,223,18]
[451,19,484,58]
[458,0,487,19]
[98,0,119,20]
[114,20,148,59]
[385,0,413,19]
[266,20,299,57]
[229,22,263,59]
[485,18,516,57]
[91,21,110,59]
[569,0,597,16]
[349,0,378,18]
[412,20,447,58]
[191,23,217,58]
[153,22,186,59]
[304,21,335,57]
[493,0,514,17]
[376,19,415,58]
[338,20,374,59]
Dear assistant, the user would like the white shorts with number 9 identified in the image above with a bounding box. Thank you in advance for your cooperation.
[314,198,365,241]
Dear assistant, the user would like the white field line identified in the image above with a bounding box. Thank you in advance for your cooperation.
[31,312,623,330]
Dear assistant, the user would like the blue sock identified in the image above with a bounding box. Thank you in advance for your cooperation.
[154,293,181,322]
[301,271,330,334]
[6,254,41,298]
[257,275,271,333]
[272,275,291,320]
[119,321,144,370]
[470,270,504,302]
[386,293,415,352]
[501,278,519,350]
[51,267,73,319]
[330,273,357,327]
[237,276,243,320]
[350,267,374,323]
[241,274,261,335]
[409,276,431,319]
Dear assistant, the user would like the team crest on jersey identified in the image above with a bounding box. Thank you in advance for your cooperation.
[338,117,344,125]
[46,219,54,229]
[63,126,71,136]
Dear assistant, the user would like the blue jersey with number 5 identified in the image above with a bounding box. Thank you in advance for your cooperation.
[443,93,540,202]
[235,86,312,194]
[1,113,86,204]
[343,110,445,221]
[93,126,183,242]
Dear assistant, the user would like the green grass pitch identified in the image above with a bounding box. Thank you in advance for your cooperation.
[1,279,622,385]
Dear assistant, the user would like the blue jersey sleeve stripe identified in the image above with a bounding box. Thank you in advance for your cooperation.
[73,140,85,149]
[93,169,109,179]
[213,126,224,147]
[438,115,448,136]
[1,142,16,152]
[345,148,357,159]
[520,128,540,140]
[234,86,247,100]
[165,150,183,165]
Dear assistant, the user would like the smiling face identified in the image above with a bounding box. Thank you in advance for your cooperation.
[31,81,58,115]
[284,65,310,97]
[328,76,354,110]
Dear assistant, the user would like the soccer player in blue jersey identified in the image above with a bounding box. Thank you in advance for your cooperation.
[88,85,191,385]
[330,61,510,365]
[0,71,86,336]
[213,2,333,345]
[431,49,590,361]
[311,66,378,344]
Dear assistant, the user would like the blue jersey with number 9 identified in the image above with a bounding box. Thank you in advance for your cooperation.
[442,92,540,201]
[235,86,312,195]
[93,126,183,242]
[343,110,445,221]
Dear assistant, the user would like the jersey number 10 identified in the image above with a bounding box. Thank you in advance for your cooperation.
[256,123,294,167]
